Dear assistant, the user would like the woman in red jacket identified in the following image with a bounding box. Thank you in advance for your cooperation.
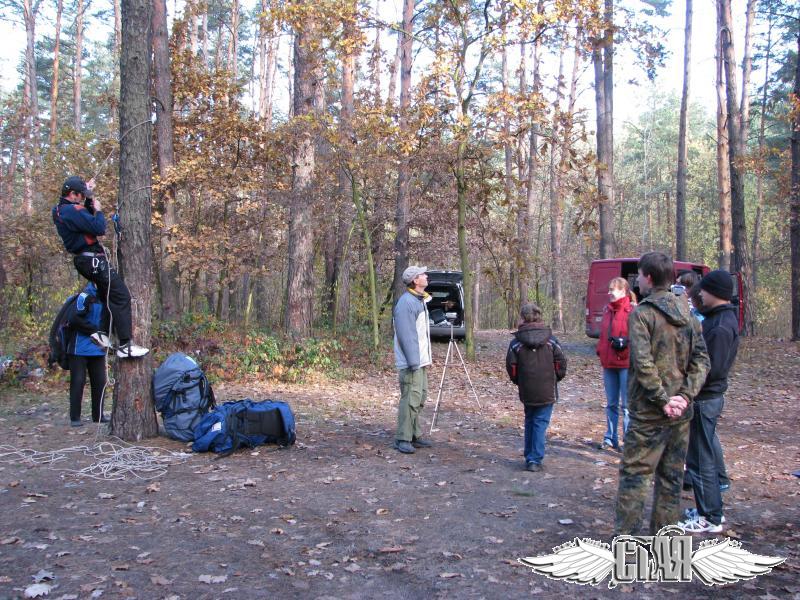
[596,277,635,451]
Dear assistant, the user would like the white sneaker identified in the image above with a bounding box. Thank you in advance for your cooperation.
[678,516,723,533]
[89,332,111,349]
[116,342,149,358]
[684,507,726,523]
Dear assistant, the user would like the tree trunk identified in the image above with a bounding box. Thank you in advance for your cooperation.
[752,17,774,290]
[22,0,38,215]
[392,0,414,303]
[387,31,402,104]
[329,3,356,322]
[549,31,567,332]
[517,0,544,302]
[502,14,517,327]
[284,10,322,338]
[113,0,157,441]
[332,218,355,328]
[676,0,692,261]
[186,0,198,54]
[110,0,122,127]
[213,21,224,72]
[49,0,63,147]
[521,6,545,304]
[201,10,209,65]
[552,28,582,331]
[716,10,733,272]
[257,0,278,126]
[739,0,755,142]
[472,259,480,331]
[352,179,379,349]
[228,0,239,78]
[152,0,180,319]
[791,27,800,340]
[456,141,474,357]
[74,0,84,131]
[720,0,753,334]
[264,37,278,126]
[368,29,381,103]
[516,42,528,305]
[593,1,616,258]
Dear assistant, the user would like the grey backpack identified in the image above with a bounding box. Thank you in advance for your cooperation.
[152,353,215,442]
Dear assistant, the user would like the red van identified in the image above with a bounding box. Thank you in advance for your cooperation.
[585,258,743,338]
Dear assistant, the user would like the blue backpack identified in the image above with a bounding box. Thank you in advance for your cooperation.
[192,399,296,455]
[153,353,216,442]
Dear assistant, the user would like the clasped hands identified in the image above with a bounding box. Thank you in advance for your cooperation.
[662,395,688,419]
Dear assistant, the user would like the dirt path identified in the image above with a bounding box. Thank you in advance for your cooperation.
[0,332,798,599]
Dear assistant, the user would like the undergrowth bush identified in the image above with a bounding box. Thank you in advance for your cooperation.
[154,313,349,383]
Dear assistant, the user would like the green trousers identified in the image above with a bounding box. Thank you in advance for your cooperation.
[396,367,428,442]
[615,419,690,535]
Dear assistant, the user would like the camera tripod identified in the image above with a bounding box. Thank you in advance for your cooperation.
[429,320,482,433]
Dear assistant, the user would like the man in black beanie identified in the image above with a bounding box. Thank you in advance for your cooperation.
[679,270,739,533]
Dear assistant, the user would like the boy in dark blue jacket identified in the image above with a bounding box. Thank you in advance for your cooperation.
[66,283,110,426]
[52,175,148,358]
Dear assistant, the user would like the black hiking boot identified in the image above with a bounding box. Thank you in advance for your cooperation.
[394,440,415,454]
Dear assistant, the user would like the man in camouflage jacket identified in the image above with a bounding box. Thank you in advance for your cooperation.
[615,252,710,535]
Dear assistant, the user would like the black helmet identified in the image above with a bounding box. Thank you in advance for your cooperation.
[61,175,93,198]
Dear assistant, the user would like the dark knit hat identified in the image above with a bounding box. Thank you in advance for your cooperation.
[700,269,733,301]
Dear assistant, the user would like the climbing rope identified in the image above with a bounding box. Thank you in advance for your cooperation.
[0,439,191,481]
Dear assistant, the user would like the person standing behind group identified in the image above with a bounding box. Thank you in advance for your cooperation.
[506,303,567,472]
[679,270,740,533]
[686,283,706,323]
[66,282,110,426]
[392,266,434,454]
[615,252,709,535]
[596,277,635,452]
[676,270,703,320]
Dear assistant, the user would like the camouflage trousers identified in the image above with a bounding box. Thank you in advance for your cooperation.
[615,419,690,535]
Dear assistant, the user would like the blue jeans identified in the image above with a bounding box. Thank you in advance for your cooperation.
[523,403,554,465]
[685,396,725,525]
[603,368,629,447]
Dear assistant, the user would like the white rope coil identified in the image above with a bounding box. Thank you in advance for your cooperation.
[0,438,191,481]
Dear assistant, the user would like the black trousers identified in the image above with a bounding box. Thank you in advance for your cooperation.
[74,254,132,343]
[68,354,107,422]
[685,396,725,525]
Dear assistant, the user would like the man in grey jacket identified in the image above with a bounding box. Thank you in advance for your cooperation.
[393,265,433,454]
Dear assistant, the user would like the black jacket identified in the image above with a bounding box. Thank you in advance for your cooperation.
[696,304,739,401]
[505,323,567,407]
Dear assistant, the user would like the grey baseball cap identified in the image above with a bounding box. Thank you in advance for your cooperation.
[402,265,427,285]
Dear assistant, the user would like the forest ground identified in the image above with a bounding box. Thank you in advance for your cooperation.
[0,331,798,599]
